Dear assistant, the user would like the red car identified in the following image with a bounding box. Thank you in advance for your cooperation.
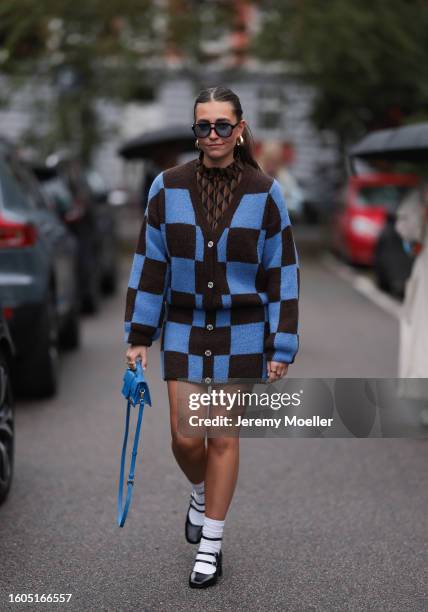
[331,173,420,265]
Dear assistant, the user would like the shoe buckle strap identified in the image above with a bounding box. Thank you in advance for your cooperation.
[195,557,217,566]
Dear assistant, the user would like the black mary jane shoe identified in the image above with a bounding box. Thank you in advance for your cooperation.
[185,493,204,544]
[189,550,223,588]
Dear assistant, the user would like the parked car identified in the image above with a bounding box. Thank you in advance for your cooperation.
[330,173,420,266]
[0,139,80,398]
[31,153,120,313]
[0,311,15,504]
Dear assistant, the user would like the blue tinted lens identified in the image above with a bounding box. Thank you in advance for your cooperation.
[215,122,233,137]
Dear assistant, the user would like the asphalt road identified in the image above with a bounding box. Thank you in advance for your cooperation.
[1,250,427,612]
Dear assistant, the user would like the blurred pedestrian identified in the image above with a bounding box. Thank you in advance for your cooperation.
[395,180,428,424]
[258,140,304,222]
[124,86,300,588]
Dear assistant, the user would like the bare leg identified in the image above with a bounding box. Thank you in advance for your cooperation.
[167,379,206,483]
[205,436,239,520]
[204,381,252,520]
[167,380,252,517]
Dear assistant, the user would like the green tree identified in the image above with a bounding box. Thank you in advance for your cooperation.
[0,1,231,162]
[254,0,428,158]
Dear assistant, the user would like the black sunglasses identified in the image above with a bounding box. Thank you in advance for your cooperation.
[192,120,240,139]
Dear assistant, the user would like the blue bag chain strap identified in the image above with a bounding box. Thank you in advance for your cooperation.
[117,360,150,527]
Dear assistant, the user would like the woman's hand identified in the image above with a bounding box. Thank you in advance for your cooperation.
[126,345,148,370]
[267,360,289,382]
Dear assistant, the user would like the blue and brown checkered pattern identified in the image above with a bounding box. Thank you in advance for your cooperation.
[124,158,300,383]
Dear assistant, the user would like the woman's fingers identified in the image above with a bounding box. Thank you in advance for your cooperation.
[139,348,148,369]
[267,361,288,382]
[126,346,148,370]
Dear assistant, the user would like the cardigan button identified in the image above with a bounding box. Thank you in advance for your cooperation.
[208,240,214,248]
[207,281,214,288]
[206,324,213,331]
[204,377,212,384]
[205,349,212,356]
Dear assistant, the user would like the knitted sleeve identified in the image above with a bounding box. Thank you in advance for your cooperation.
[262,178,300,364]
[124,173,170,346]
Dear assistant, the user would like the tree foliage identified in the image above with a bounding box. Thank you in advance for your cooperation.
[254,0,428,148]
[0,1,231,161]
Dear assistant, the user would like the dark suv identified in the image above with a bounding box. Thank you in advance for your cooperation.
[0,139,80,397]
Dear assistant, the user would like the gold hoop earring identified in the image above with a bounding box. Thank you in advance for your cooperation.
[236,135,244,146]
[195,139,200,150]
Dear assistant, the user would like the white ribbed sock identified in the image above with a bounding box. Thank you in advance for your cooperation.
[188,480,205,526]
[193,516,224,575]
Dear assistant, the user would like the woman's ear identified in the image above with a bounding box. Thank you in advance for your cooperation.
[238,119,246,136]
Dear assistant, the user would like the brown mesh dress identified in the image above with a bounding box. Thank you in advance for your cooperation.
[195,152,244,231]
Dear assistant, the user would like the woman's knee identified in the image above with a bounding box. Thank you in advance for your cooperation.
[171,431,204,455]
[207,435,238,456]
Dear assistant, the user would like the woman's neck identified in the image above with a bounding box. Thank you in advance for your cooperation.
[200,151,237,168]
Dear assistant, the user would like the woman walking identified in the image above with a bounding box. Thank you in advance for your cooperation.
[124,86,300,588]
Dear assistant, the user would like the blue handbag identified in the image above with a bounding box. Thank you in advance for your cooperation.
[117,359,152,527]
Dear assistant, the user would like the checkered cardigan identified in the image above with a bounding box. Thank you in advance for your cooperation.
[124,158,300,364]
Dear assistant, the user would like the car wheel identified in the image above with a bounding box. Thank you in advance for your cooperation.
[0,349,14,504]
[20,287,60,398]
[59,302,80,351]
